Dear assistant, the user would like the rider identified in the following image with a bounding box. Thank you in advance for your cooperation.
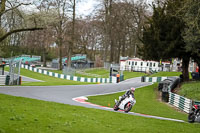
[117,87,135,106]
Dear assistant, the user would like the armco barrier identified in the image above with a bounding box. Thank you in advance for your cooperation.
[21,65,116,83]
[168,92,192,113]
[141,76,168,82]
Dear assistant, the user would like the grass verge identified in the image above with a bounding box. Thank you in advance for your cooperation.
[0,93,200,133]
[123,71,147,80]
[88,83,187,121]
[50,68,109,78]
[149,71,192,79]
[179,81,200,101]
[149,72,182,77]
[5,67,94,86]
[50,69,146,80]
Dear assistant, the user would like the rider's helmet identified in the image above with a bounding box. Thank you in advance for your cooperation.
[130,87,135,93]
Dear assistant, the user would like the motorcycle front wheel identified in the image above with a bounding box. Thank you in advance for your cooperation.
[188,112,195,123]
[113,103,119,111]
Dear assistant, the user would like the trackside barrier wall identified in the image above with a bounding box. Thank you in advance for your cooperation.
[21,65,118,83]
[141,76,168,82]
[141,76,193,113]
[168,92,192,113]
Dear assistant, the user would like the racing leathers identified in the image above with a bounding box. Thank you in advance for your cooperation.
[117,90,135,106]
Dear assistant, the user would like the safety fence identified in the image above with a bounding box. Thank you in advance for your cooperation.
[141,76,194,113]
[21,65,120,83]
[168,92,192,113]
[0,75,6,85]
[141,76,168,82]
[122,66,161,72]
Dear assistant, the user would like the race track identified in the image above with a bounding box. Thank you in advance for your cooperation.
[0,77,185,122]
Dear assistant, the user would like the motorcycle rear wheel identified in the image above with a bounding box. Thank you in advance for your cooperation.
[124,104,132,113]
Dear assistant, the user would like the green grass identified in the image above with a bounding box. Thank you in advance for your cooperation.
[5,67,94,86]
[123,71,147,80]
[49,70,99,78]
[49,69,108,78]
[50,69,146,80]
[149,72,182,77]
[149,71,192,79]
[85,68,109,77]
[88,83,187,121]
[179,81,200,101]
[0,93,200,133]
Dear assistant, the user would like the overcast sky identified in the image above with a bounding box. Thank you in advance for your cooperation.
[21,0,154,16]
[77,0,154,16]
[77,0,100,16]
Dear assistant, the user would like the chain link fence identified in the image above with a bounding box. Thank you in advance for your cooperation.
[8,59,22,85]
[63,66,75,76]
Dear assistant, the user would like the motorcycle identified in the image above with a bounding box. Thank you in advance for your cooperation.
[113,95,136,113]
[188,104,200,123]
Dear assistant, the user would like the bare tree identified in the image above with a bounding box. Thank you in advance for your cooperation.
[67,0,76,68]
[0,0,43,43]
[95,0,148,63]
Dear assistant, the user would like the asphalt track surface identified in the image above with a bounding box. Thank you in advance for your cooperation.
[0,77,185,123]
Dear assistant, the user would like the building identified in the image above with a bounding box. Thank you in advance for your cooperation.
[120,58,171,72]
[52,54,94,69]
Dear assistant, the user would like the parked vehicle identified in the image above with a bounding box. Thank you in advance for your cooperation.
[188,104,200,123]
[113,95,136,113]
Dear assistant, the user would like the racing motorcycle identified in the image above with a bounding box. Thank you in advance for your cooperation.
[188,104,200,123]
[113,95,136,113]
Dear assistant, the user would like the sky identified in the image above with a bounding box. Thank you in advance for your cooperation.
[20,0,99,16]
[77,0,154,16]
[77,0,100,16]
[20,0,154,16]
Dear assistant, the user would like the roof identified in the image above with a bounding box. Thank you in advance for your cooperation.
[120,58,170,64]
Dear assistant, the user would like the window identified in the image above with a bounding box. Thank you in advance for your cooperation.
[153,63,156,67]
[141,62,143,66]
[129,61,131,65]
[147,63,149,66]
[150,63,152,67]
[135,62,137,65]
[132,61,134,66]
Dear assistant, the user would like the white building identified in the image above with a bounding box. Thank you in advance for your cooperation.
[120,58,170,72]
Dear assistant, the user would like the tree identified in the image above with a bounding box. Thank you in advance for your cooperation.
[141,0,190,81]
[183,0,200,74]
[0,0,43,43]
[96,0,148,63]
[38,0,70,70]
[67,0,76,68]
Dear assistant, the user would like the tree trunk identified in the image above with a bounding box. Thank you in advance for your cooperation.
[42,49,47,67]
[117,39,122,63]
[67,0,75,68]
[110,39,114,63]
[122,37,126,57]
[182,56,190,81]
[58,35,62,70]
[67,46,72,68]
